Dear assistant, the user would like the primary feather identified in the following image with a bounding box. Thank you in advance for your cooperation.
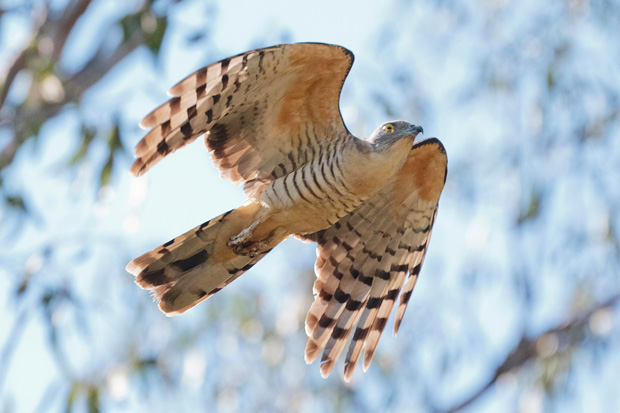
[127,43,447,381]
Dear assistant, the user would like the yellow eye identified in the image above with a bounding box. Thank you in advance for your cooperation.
[383,124,394,133]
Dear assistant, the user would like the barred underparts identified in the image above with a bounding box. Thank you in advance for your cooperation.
[126,43,447,381]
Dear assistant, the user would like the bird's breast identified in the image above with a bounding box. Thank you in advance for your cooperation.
[258,155,368,234]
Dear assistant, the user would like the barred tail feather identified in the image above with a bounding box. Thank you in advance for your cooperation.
[127,204,272,315]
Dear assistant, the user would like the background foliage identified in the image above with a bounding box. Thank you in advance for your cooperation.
[1,0,619,412]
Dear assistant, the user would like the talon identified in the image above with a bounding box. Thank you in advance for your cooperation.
[231,239,272,257]
[229,227,282,257]
[228,220,261,247]
[232,242,259,257]
[228,232,247,247]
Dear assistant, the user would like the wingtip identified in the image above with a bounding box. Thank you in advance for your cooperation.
[167,85,183,97]
[319,357,336,378]
[161,307,182,317]
[304,314,316,336]
[125,260,140,275]
[138,119,152,130]
[139,109,161,129]
[343,362,356,382]
[129,159,147,177]
[128,169,143,178]
[362,351,374,372]
[158,299,185,317]
[393,319,402,337]
[304,340,321,364]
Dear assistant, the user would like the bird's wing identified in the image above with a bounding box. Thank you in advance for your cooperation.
[304,138,448,381]
[130,42,354,197]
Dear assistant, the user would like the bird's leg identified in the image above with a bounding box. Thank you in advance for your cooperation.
[229,226,285,258]
[228,219,261,247]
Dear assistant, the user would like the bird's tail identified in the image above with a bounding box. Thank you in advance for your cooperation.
[126,203,277,315]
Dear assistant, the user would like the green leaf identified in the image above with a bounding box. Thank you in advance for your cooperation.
[108,123,123,152]
[546,68,555,90]
[187,31,206,44]
[19,117,45,140]
[119,13,142,43]
[5,194,27,211]
[120,11,167,57]
[99,155,114,188]
[146,16,168,56]
[69,126,96,165]
[65,381,80,412]
[31,54,56,82]
[87,386,100,413]
[517,189,541,225]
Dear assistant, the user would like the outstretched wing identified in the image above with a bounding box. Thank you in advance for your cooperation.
[130,42,354,196]
[304,138,448,381]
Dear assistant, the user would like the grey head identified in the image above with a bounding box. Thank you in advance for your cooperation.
[368,120,424,148]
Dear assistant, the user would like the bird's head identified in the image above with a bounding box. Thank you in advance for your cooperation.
[369,121,424,150]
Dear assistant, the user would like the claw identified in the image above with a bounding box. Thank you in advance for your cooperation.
[232,239,270,257]
[227,220,261,247]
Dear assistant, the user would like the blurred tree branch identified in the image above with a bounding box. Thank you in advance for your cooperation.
[0,2,172,407]
[0,306,30,395]
[0,0,91,111]
[2,1,619,411]
[0,0,169,173]
[443,292,620,413]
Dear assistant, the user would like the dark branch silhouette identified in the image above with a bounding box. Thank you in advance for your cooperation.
[443,293,620,413]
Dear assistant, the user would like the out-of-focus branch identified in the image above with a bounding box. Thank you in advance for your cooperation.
[0,0,94,172]
[0,24,38,110]
[65,28,147,98]
[0,0,92,110]
[0,28,146,173]
[0,306,31,395]
[442,292,620,413]
[0,45,30,111]
[0,1,158,171]
[49,0,93,60]
[12,24,147,127]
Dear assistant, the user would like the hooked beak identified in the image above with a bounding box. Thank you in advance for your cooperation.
[409,124,424,136]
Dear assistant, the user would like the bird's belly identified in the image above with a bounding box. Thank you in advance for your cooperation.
[277,202,341,234]
[258,170,364,235]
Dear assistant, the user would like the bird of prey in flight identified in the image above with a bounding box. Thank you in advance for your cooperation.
[126,43,447,381]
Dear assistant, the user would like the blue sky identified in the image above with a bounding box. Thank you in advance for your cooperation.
[1,0,619,412]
